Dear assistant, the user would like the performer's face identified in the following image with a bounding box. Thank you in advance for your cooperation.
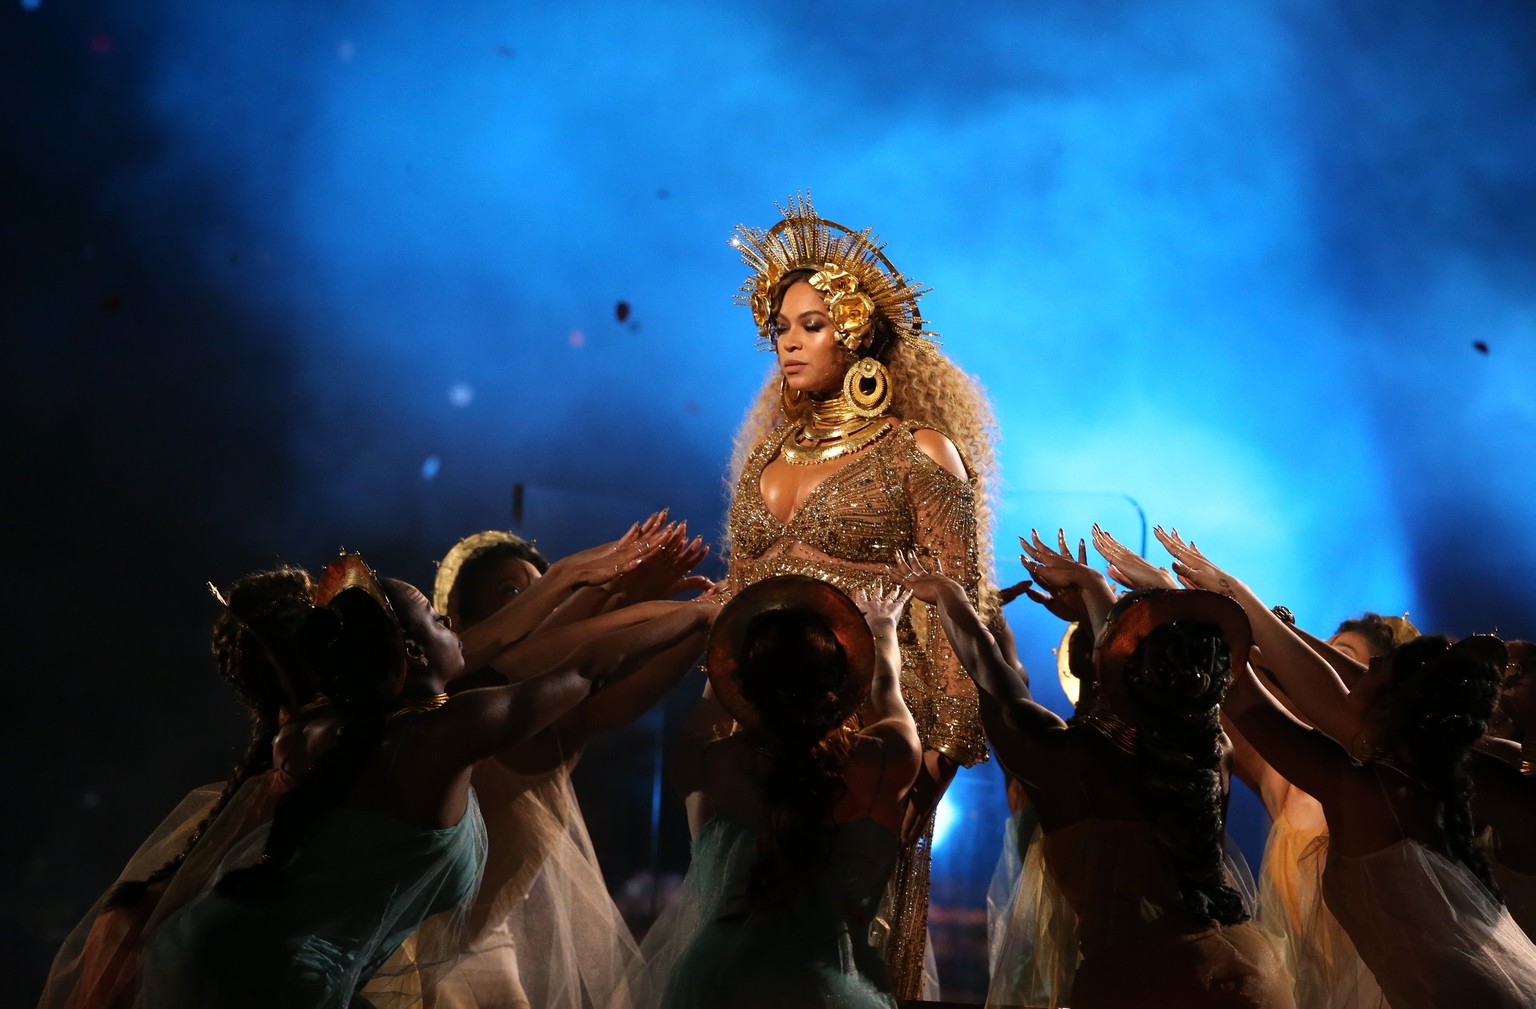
[456,555,542,630]
[1347,652,1404,746]
[1328,630,1374,665]
[774,280,847,398]
[392,581,467,683]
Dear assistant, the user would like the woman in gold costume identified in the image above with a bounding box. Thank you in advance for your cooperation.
[719,194,999,999]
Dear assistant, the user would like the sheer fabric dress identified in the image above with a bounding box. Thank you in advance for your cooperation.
[645,816,899,1009]
[423,750,642,1009]
[38,772,287,1009]
[139,797,486,1009]
[1258,796,1384,1009]
[727,420,988,997]
[1318,836,1536,1009]
[984,805,1049,1007]
[1481,826,1536,943]
[989,818,1294,1009]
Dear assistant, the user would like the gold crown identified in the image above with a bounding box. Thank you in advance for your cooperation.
[731,193,938,356]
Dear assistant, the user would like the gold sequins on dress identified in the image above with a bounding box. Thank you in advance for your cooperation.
[726,418,989,999]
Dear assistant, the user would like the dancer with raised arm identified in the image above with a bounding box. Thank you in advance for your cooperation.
[1092,525,1393,1009]
[139,554,711,1009]
[649,576,921,1009]
[904,544,1294,1009]
[1163,531,1536,1008]
[426,525,713,1009]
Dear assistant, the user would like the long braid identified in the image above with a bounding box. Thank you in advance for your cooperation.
[107,567,312,907]
[733,609,861,912]
[1122,621,1247,926]
[1394,635,1504,898]
[217,583,405,898]
[748,731,853,912]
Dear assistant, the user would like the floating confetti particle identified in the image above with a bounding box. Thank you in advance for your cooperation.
[683,400,702,415]
[448,382,474,408]
[81,791,100,809]
[615,300,631,322]
[656,188,670,199]
[495,44,515,58]
[421,456,441,481]
[569,329,586,348]
[1473,341,1489,355]
[99,292,126,315]
[337,39,355,61]
[89,33,113,55]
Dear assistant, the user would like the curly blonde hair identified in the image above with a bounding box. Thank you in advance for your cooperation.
[726,284,1001,617]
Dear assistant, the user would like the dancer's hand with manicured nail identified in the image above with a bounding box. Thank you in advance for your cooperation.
[1153,526,1254,603]
[1092,523,1178,592]
[1019,529,1116,628]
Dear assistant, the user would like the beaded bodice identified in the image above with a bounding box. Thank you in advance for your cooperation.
[726,421,987,767]
[733,426,914,562]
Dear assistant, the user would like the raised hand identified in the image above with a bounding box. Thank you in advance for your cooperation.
[1153,526,1249,600]
[1092,523,1178,592]
[996,579,1033,605]
[855,582,913,628]
[610,521,714,603]
[555,511,675,586]
[1018,529,1115,624]
[617,509,669,548]
[897,549,968,609]
[559,534,659,589]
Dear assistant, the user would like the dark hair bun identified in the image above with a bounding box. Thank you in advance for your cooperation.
[299,588,402,713]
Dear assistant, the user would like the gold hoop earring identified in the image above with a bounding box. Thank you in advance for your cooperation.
[780,377,804,417]
[843,357,891,418]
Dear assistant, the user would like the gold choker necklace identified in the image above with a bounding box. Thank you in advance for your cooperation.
[782,392,891,465]
[391,692,450,718]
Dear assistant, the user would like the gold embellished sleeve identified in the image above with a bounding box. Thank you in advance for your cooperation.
[903,439,990,767]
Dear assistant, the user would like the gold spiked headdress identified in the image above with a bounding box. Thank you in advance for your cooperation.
[731,193,938,357]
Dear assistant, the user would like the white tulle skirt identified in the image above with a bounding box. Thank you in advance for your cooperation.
[420,755,643,1009]
[1320,837,1536,1009]
[1259,812,1385,1009]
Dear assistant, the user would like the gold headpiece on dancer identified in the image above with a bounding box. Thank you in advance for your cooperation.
[433,530,537,623]
[731,192,939,357]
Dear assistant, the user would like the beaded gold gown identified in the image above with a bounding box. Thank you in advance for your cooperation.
[726,418,989,998]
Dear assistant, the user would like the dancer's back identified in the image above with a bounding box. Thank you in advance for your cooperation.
[662,810,898,1009]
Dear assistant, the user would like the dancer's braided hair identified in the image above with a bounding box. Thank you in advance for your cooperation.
[108,567,314,907]
[1386,635,1505,898]
[734,608,859,913]
[1116,614,1248,926]
[217,581,409,898]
